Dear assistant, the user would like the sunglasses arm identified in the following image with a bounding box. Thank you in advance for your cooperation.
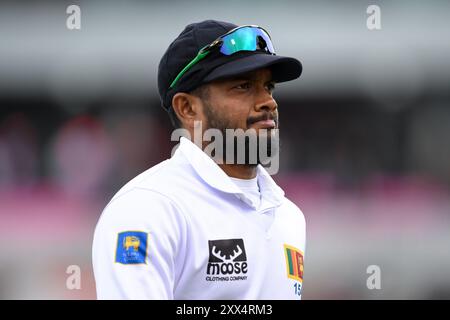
[169,50,211,89]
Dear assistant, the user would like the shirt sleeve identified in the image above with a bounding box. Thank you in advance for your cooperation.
[92,188,187,299]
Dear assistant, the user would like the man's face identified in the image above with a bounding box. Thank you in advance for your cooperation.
[201,68,278,132]
[198,68,279,165]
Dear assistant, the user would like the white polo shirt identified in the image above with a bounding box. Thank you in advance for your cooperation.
[92,137,306,300]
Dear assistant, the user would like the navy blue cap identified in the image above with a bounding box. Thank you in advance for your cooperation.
[157,20,302,112]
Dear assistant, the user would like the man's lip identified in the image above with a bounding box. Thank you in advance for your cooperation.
[251,119,276,129]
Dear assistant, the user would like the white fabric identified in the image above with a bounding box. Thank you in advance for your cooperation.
[229,176,261,209]
[92,137,306,299]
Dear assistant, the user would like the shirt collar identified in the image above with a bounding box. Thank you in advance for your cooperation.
[175,137,285,210]
[256,163,285,210]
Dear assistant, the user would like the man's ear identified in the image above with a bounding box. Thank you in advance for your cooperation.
[172,92,202,129]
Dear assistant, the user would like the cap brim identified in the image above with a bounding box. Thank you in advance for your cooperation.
[202,53,302,83]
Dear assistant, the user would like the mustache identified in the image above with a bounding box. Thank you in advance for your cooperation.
[247,112,278,127]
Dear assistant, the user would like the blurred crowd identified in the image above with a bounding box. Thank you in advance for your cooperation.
[0,105,173,201]
[1,94,449,202]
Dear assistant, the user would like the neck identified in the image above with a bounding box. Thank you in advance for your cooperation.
[188,135,258,179]
[217,163,257,179]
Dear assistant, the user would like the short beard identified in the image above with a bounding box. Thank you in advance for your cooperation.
[201,98,279,167]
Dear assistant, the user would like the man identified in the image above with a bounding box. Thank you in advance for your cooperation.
[92,20,306,299]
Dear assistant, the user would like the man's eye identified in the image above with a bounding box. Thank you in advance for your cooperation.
[235,82,251,89]
[267,83,276,93]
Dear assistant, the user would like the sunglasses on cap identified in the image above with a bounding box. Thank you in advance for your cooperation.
[169,25,276,89]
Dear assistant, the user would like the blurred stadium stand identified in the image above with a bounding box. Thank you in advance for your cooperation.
[0,0,449,299]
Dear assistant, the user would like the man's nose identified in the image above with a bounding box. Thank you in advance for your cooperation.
[254,88,277,113]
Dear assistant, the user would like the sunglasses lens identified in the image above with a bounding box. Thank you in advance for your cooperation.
[219,26,275,55]
[170,26,275,89]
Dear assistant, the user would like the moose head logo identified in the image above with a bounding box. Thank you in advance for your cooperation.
[207,239,248,276]
[211,244,243,263]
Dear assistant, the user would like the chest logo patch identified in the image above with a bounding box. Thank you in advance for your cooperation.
[206,238,248,282]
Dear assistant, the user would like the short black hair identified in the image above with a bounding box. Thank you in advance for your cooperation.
[167,85,210,129]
